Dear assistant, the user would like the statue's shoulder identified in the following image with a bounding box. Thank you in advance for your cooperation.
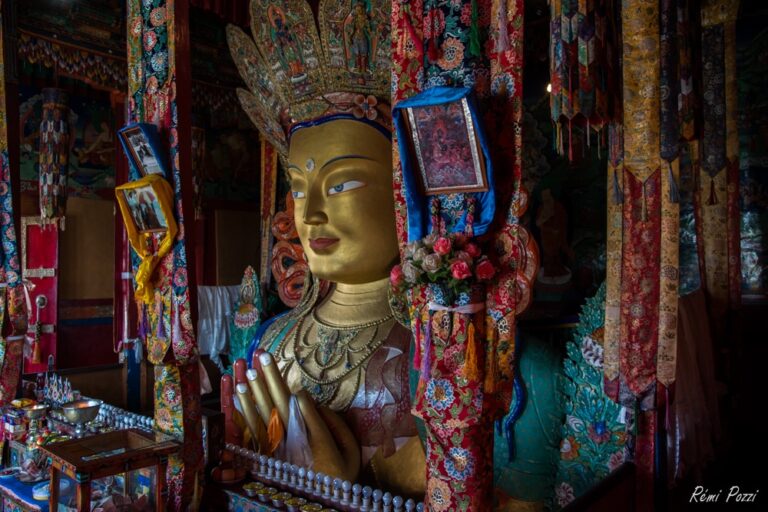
[247,310,298,362]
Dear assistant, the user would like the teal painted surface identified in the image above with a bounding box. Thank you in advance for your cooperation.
[493,335,565,504]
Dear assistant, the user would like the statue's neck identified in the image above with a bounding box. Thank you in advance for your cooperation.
[314,277,392,327]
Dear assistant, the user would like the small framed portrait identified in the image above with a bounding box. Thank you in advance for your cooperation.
[118,123,167,177]
[122,185,168,233]
[401,97,488,195]
[115,174,177,239]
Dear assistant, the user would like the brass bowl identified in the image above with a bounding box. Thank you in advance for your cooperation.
[23,404,49,420]
[61,399,102,425]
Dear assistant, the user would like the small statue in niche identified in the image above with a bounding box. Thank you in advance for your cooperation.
[536,187,574,285]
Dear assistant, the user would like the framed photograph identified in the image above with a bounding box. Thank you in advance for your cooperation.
[118,123,167,177]
[402,97,488,195]
[115,174,177,239]
[122,185,169,233]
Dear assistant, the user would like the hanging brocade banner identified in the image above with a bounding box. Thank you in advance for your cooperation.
[38,88,70,220]
[549,0,621,158]
[0,1,29,404]
[604,0,679,404]
[603,1,683,508]
[699,0,741,333]
[126,0,202,509]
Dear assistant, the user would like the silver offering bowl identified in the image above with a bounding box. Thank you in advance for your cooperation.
[61,399,102,438]
[23,403,49,421]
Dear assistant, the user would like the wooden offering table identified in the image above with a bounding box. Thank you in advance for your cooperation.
[40,429,179,511]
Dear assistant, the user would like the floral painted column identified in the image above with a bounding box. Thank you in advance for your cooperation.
[125,1,202,509]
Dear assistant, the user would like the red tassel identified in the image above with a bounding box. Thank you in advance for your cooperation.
[428,36,439,62]
[412,316,422,370]
[707,177,718,205]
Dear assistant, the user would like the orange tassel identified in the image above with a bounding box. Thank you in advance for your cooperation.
[267,408,283,456]
[31,341,42,364]
[463,322,481,381]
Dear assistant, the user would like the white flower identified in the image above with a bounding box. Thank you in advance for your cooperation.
[581,335,604,367]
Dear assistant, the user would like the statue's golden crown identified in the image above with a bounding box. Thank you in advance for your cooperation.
[227,0,392,154]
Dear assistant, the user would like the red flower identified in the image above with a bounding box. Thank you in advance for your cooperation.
[465,242,481,258]
[390,265,405,288]
[476,259,496,280]
[433,237,452,256]
[450,260,472,280]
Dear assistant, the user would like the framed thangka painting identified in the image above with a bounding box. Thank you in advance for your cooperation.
[402,97,488,195]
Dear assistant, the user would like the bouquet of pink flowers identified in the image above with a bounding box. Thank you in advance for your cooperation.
[390,233,496,302]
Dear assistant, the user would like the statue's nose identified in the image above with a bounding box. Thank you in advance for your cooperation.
[302,192,328,225]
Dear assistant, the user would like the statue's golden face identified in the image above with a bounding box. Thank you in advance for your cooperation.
[287,119,398,284]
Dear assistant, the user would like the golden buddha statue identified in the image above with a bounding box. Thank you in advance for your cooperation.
[249,118,426,493]
[226,0,425,495]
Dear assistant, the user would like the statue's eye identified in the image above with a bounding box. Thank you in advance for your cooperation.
[327,180,365,196]
[291,190,305,199]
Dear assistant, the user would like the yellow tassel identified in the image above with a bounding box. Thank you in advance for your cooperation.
[463,321,481,382]
[267,408,284,456]
[484,328,499,394]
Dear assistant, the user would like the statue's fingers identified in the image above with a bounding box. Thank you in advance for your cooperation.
[246,368,274,426]
[317,406,360,479]
[295,391,349,480]
[235,383,268,453]
[257,352,291,425]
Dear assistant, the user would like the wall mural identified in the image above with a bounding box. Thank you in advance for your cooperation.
[19,85,116,200]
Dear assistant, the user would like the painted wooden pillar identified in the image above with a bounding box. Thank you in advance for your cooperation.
[125,1,201,509]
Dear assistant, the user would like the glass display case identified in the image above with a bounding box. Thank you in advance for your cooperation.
[40,429,179,511]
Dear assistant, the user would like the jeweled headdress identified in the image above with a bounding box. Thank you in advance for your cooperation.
[227,0,392,155]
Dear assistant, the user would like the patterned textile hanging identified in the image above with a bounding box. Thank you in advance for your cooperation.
[602,1,686,509]
[698,0,741,335]
[549,0,621,159]
[0,1,29,404]
[126,1,202,509]
[603,0,681,406]
[38,88,70,220]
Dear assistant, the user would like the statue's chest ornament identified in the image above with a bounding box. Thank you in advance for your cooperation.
[277,311,394,406]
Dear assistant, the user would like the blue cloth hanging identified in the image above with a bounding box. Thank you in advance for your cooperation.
[393,86,496,242]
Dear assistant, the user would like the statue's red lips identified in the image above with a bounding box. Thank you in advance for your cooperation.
[309,238,339,250]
